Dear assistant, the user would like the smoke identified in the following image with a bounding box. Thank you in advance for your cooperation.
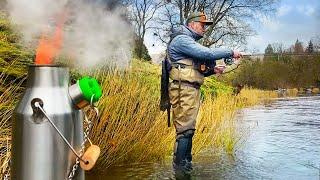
[6,0,133,69]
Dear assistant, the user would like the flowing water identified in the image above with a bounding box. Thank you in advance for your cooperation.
[88,96,320,180]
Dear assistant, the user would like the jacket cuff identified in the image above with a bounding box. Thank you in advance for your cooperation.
[230,50,234,58]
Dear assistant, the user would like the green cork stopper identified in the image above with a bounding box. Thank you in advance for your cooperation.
[78,77,102,103]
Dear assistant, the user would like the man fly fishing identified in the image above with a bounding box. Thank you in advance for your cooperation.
[160,11,242,177]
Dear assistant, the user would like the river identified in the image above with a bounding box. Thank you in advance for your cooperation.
[87,95,320,180]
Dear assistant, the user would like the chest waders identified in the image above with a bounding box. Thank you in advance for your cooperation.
[160,34,208,176]
[167,57,204,177]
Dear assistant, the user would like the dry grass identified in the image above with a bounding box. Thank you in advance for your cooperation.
[312,88,319,94]
[287,88,299,97]
[0,64,27,178]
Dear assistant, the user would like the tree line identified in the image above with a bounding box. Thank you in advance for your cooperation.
[265,38,320,55]
[227,40,320,89]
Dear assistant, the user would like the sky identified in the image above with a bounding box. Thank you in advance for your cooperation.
[247,0,320,53]
[145,0,320,55]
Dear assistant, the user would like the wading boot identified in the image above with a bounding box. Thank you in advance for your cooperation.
[173,130,194,177]
[185,134,193,171]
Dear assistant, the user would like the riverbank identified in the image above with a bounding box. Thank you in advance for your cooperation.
[275,88,320,97]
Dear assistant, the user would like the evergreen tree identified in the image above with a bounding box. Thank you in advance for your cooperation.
[294,39,304,53]
[133,36,152,61]
[306,40,314,53]
[265,44,274,54]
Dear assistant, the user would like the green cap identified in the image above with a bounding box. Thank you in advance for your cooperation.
[78,77,102,103]
[186,12,213,25]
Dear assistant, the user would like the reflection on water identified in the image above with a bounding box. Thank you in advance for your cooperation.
[88,96,320,180]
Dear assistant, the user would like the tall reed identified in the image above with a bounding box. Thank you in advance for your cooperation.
[0,62,28,178]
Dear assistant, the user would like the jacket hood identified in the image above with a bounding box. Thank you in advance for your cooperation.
[170,25,203,41]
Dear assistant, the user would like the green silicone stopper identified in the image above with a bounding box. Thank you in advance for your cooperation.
[78,77,102,103]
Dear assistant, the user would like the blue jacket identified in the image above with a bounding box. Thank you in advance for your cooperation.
[168,25,233,63]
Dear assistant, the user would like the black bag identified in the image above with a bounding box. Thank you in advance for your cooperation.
[160,57,172,127]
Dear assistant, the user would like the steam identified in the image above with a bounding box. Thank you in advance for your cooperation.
[7,0,133,69]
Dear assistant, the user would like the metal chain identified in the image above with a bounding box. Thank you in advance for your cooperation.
[67,106,99,180]
[3,139,11,180]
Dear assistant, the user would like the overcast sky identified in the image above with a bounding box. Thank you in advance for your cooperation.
[145,0,320,55]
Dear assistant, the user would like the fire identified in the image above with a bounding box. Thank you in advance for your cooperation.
[35,15,65,65]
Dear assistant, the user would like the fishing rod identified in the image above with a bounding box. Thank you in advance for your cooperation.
[240,53,319,57]
[220,52,319,75]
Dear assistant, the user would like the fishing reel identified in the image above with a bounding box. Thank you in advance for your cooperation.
[223,57,235,66]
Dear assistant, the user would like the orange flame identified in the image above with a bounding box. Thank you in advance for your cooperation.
[35,15,65,65]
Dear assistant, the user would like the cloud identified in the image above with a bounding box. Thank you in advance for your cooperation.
[296,5,315,16]
[258,15,281,32]
[277,5,292,16]
[247,35,266,53]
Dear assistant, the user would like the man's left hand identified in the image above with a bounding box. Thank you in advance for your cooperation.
[214,65,226,75]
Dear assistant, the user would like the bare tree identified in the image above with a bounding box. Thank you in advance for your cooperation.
[272,42,284,53]
[153,0,278,48]
[127,0,164,59]
[153,3,180,44]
